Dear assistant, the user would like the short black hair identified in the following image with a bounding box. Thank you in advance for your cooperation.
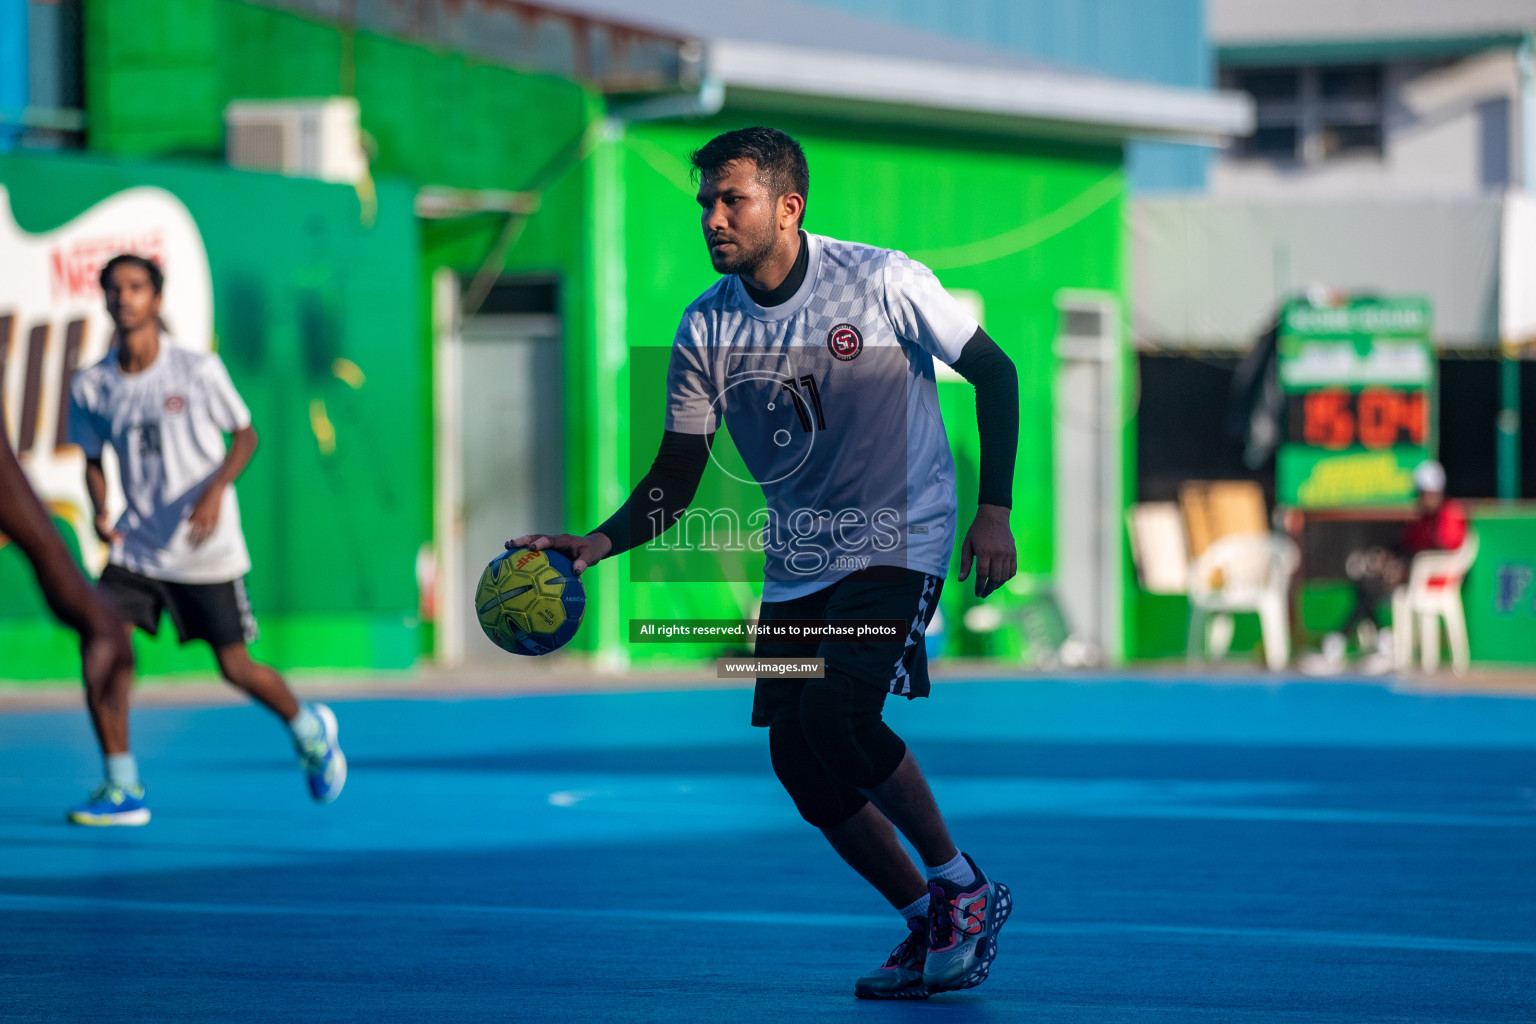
[690,127,809,219]
[99,253,164,295]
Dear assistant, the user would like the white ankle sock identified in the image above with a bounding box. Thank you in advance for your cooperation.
[925,850,975,888]
[898,893,930,923]
[105,752,139,791]
[287,705,322,745]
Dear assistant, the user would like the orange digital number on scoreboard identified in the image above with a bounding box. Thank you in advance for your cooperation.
[1292,388,1427,450]
[1300,390,1352,449]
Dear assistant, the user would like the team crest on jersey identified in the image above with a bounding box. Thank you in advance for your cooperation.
[163,394,187,415]
[827,323,863,361]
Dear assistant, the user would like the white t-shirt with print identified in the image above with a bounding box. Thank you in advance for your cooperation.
[666,232,979,602]
[68,335,253,584]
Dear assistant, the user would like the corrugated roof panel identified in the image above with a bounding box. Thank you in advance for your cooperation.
[249,0,695,90]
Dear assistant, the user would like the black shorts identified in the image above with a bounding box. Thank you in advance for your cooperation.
[98,565,259,649]
[750,567,943,727]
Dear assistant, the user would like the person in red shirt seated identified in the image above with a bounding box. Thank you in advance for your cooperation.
[1401,461,1468,564]
[1307,461,1468,674]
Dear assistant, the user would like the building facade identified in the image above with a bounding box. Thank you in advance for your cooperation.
[1210,0,1536,198]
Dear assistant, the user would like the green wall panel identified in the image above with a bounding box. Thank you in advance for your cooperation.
[0,151,425,679]
[88,0,593,193]
[1462,508,1536,666]
[85,0,222,155]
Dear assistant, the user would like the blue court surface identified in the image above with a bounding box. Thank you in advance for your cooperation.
[3,675,1535,1023]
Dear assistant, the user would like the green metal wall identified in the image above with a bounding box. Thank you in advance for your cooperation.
[84,0,592,186]
[0,152,425,679]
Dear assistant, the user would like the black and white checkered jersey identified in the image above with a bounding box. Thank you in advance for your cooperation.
[68,336,253,584]
[665,232,978,601]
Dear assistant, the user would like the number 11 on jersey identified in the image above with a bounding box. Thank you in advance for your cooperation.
[780,374,827,432]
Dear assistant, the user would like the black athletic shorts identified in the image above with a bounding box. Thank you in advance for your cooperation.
[98,564,259,649]
[750,567,943,727]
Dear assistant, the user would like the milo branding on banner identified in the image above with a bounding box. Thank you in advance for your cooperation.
[0,184,213,571]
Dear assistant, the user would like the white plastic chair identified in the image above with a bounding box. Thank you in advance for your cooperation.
[1392,529,1479,674]
[1187,533,1300,671]
[1127,502,1190,596]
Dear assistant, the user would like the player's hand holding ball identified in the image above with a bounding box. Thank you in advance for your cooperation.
[503,531,613,575]
[474,532,603,656]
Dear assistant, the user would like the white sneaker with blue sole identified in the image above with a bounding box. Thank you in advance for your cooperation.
[68,783,151,826]
[296,703,347,803]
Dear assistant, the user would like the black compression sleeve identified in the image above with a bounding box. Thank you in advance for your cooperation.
[948,327,1019,509]
[591,430,713,556]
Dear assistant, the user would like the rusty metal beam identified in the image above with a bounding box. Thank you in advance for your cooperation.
[246,0,699,92]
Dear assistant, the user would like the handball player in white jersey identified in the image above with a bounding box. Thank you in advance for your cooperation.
[63,254,345,825]
[510,128,1020,999]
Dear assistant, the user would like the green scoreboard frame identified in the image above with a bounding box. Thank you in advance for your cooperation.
[1276,296,1436,508]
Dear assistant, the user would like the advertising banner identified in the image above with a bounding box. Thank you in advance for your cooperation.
[1276,297,1435,508]
[0,152,426,678]
[1463,508,1536,665]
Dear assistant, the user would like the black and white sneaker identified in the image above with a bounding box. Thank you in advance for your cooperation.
[854,916,929,1000]
[923,854,1012,992]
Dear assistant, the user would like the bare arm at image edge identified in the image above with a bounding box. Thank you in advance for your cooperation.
[0,421,134,683]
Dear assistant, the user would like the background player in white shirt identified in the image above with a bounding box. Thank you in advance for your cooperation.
[64,254,346,825]
[510,128,1019,999]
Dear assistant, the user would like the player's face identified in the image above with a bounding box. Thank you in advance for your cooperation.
[103,264,162,333]
[1417,489,1444,514]
[697,160,780,275]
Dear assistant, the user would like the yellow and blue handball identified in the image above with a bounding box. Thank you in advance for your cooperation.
[475,546,586,656]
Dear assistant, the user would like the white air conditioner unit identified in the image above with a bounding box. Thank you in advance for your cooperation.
[224,97,367,184]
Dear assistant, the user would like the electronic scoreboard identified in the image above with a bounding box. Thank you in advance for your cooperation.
[1276,296,1435,508]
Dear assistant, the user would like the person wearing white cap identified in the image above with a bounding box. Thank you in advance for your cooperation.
[1412,460,1445,496]
[1304,460,1468,675]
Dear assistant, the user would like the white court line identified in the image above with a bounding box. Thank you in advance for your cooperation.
[4,892,1534,956]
